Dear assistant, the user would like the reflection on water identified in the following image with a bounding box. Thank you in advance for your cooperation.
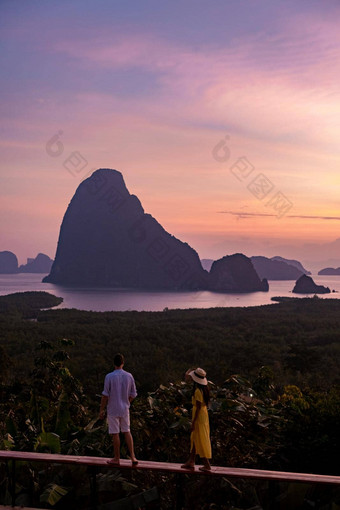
[0,273,339,312]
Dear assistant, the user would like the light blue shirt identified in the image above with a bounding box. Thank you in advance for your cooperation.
[102,368,137,417]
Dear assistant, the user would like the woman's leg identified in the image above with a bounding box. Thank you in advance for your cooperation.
[199,457,211,471]
[181,444,196,468]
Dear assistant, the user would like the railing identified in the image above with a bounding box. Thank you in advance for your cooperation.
[1,450,339,509]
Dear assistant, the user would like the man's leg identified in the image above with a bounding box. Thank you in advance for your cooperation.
[121,412,138,464]
[107,433,120,464]
[124,431,138,463]
[112,433,120,463]
[106,416,121,464]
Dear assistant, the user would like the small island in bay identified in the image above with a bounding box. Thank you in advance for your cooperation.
[202,255,310,281]
[209,253,268,292]
[292,274,330,294]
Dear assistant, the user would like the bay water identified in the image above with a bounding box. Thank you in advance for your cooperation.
[0,273,340,312]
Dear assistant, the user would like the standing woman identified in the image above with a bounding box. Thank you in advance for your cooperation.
[181,367,212,471]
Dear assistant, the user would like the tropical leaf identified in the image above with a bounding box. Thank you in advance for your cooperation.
[59,366,71,380]
[229,417,244,428]
[5,415,17,437]
[2,433,15,450]
[55,391,71,439]
[84,416,103,431]
[221,398,239,410]
[169,420,180,429]
[36,396,50,417]
[53,350,70,362]
[60,338,75,346]
[37,340,53,351]
[29,391,40,425]
[34,431,61,453]
[40,483,69,506]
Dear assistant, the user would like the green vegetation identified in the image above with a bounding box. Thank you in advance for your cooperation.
[2,293,340,393]
[0,292,339,509]
[0,291,62,316]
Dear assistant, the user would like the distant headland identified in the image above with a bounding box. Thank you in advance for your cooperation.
[318,267,340,276]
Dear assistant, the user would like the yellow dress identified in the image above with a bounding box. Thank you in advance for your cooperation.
[190,388,212,459]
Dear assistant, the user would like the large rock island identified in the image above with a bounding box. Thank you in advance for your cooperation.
[209,254,268,292]
[44,169,270,292]
[203,256,309,281]
[44,169,209,289]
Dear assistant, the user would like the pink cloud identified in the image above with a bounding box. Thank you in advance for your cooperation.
[3,7,340,262]
[50,17,340,152]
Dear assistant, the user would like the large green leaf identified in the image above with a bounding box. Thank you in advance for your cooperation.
[40,483,69,506]
[34,431,61,453]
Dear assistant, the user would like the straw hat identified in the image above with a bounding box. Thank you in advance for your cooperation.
[189,367,208,385]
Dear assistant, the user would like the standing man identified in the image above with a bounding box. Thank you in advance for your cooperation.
[99,353,138,465]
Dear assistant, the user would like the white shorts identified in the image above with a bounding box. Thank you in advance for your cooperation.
[107,412,130,434]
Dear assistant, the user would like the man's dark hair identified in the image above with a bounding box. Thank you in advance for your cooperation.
[114,353,124,367]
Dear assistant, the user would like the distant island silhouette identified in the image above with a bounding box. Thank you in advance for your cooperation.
[0,251,18,274]
[0,252,53,274]
[43,169,268,292]
[318,267,340,275]
[251,256,305,281]
[202,256,310,281]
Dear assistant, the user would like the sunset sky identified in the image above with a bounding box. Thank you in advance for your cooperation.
[1,0,340,268]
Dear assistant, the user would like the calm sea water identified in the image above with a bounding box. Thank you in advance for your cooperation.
[0,273,339,312]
